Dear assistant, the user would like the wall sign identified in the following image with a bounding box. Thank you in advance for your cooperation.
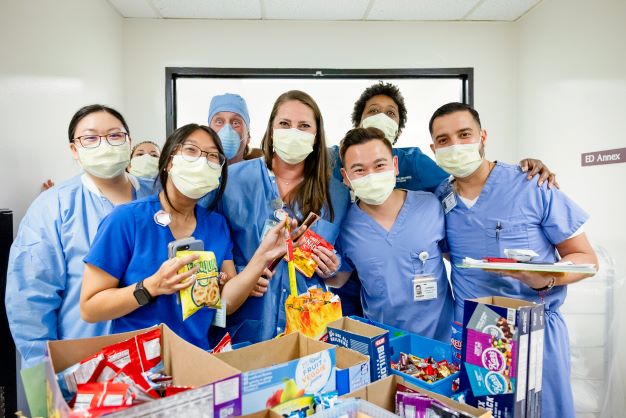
[581,147,625,167]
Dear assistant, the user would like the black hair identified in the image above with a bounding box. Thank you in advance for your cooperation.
[68,104,129,142]
[429,102,481,134]
[158,124,228,213]
[351,82,407,141]
[339,127,392,163]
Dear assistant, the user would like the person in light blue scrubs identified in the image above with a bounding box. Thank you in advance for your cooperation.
[81,124,291,349]
[5,105,156,368]
[332,82,558,317]
[430,102,598,418]
[327,127,454,342]
[215,90,350,344]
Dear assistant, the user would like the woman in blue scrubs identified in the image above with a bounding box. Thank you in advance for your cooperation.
[215,90,351,344]
[80,124,291,350]
[5,105,155,368]
[430,102,598,418]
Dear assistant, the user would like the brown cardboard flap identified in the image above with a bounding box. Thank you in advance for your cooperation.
[472,296,535,309]
[336,346,369,369]
[240,410,283,418]
[327,317,386,338]
[216,332,334,372]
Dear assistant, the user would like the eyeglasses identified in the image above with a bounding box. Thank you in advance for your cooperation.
[178,142,226,167]
[73,132,129,149]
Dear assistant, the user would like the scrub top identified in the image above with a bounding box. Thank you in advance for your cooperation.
[6,174,154,368]
[435,161,589,418]
[337,190,454,342]
[84,194,233,350]
[215,158,350,344]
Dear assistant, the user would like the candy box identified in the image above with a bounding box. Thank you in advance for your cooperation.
[335,347,370,396]
[327,317,390,383]
[44,324,242,418]
[462,297,537,418]
[215,332,336,414]
[341,375,492,417]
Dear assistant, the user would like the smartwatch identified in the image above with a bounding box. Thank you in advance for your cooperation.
[134,280,154,306]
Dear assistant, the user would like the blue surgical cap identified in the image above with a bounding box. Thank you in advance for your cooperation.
[208,93,250,127]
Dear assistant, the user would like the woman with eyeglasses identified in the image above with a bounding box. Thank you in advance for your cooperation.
[80,124,291,349]
[6,104,156,368]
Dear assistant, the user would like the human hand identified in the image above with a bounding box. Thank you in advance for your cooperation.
[144,253,199,297]
[519,159,559,189]
[312,246,339,279]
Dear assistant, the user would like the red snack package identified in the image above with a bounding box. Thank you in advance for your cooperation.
[212,332,232,354]
[165,386,193,397]
[286,229,335,278]
[101,339,142,377]
[136,328,162,371]
[73,382,133,411]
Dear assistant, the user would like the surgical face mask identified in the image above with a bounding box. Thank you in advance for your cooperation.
[361,113,399,144]
[348,170,396,205]
[272,128,315,165]
[435,142,483,178]
[169,155,221,199]
[77,142,130,179]
[128,154,159,178]
[218,125,242,160]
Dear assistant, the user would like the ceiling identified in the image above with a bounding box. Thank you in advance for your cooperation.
[108,0,542,22]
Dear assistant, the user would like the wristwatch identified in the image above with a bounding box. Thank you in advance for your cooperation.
[532,276,556,292]
[133,280,154,306]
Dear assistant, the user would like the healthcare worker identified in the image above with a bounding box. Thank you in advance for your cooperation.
[215,90,350,344]
[327,127,453,341]
[80,124,292,350]
[333,81,559,317]
[6,104,155,368]
[127,140,161,179]
[208,93,263,165]
[430,102,598,418]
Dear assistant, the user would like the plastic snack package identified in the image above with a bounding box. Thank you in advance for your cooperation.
[177,250,222,320]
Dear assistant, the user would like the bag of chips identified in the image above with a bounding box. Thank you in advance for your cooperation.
[284,229,335,278]
[284,288,342,340]
[177,250,222,320]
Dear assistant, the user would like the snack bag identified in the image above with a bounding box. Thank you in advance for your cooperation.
[284,229,335,278]
[73,382,133,411]
[177,250,222,320]
[284,288,342,340]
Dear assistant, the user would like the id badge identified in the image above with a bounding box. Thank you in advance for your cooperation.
[211,300,226,328]
[442,192,457,214]
[261,218,279,240]
[412,275,438,302]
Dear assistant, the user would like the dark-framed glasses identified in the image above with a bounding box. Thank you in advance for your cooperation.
[73,132,129,149]
[179,142,226,167]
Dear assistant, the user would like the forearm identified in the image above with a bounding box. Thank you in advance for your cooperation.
[554,251,599,286]
[81,284,140,323]
[222,254,268,314]
[324,271,351,288]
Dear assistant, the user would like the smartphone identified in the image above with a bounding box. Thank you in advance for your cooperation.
[167,237,204,259]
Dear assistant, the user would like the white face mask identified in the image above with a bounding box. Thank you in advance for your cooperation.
[348,170,396,205]
[435,143,483,178]
[272,128,315,165]
[77,142,130,179]
[128,154,159,178]
[361,113,399,144]
[169,155,221,199]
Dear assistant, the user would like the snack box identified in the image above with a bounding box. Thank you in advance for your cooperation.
[348,316,408,356]
[335,347,370,396]
[343,375,492,417]
[44,324,241,418]
[327,317,390,383]
[462,297,539,418]
[215,332,336,414]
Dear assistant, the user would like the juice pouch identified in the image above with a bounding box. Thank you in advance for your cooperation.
[285,229,335,278]
[177,250,222,320]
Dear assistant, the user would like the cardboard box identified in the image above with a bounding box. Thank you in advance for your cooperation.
[342,374,492,417]
[44,324,242,418]
[348,316,409,357]
[240,410,283,418]
[462,297,536,418]
[335,347,370,396]
[311,399,397,418]
[327,317,390,383]
[526,304,544,418]
[216,332,336,414]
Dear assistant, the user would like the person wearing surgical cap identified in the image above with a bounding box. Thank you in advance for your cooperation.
[208,93,263,165]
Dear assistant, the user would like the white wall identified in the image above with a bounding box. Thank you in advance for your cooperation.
[516,0,626,413]
[0,0,124,233]
[122,19,518,162]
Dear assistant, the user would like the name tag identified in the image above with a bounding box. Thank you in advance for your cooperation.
[211,300,226,328]
[261,218,279,240]
[442,192,457,214]
[412,275,438,302]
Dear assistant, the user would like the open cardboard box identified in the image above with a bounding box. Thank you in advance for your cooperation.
[344,375,492,417]
[216,332,336,414]
[335,346,370,396]
[45,324,242,418]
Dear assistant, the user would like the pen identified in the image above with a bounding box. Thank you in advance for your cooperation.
[496,221,502,241]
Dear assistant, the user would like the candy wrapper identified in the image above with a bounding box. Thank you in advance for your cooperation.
[72,382,133,411]
[211,332,233,354]
[177,250,222,320]
[391,353,459,385]
[284,287,342,340]
[284,229,335,278]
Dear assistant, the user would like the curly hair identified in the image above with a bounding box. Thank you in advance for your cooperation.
[351,81,407,139]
